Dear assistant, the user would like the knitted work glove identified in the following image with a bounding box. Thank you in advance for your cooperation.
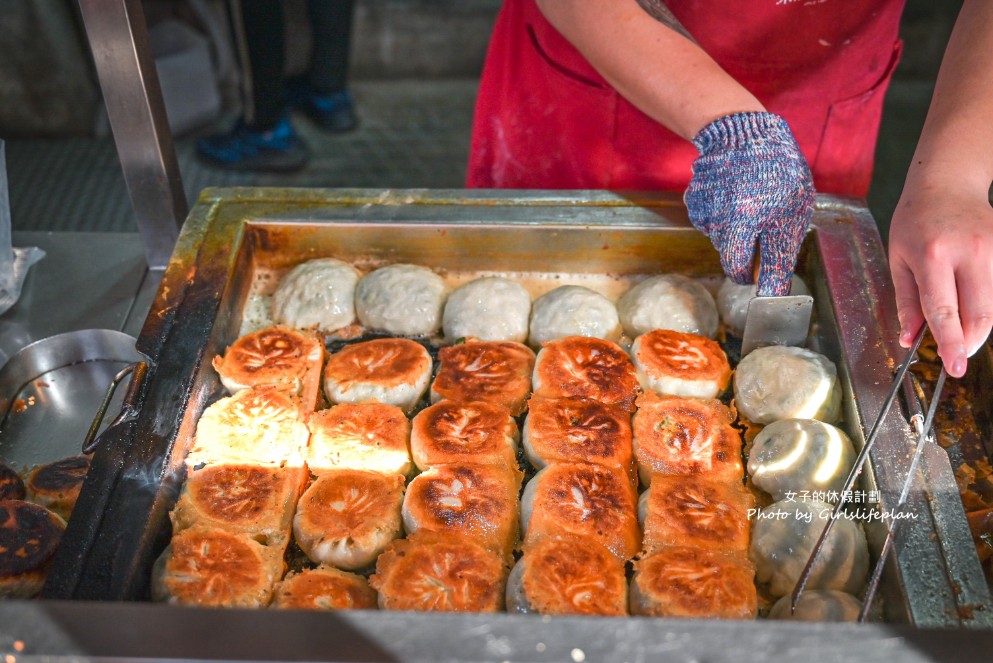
[684,112,815,296]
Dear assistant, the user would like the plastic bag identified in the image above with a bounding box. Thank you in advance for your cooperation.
[0,140,45,316]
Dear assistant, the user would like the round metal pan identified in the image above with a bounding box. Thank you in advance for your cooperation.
[0,329,144,471]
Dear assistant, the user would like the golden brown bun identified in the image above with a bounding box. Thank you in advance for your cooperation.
[323,338,432,413]
[0,500,66,599]
[631,329,731,398]
[186,386,309,468]
[26,455,90,521]
[431,341,535,415]
[515,534,627,616]
[402,464,521,557]
[306,403,412,477]
[630,547,757,619]
[0,463,25,501]
[272,566,378,610]
[410,401,519,471]
[212,326,325,411]
[641,474,752,555]
[632,392,742,484]
[522,463,640,560]
[370,532,508,612]
[151,526,284,607]
[523,396,633,476]
[171,463,308,547]
[532,337,639,411]
[293,470,405,570]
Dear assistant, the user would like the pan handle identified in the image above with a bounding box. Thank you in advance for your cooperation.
[82,360,149,454]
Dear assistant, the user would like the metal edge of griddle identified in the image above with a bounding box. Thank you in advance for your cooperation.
[813,195,993,627]
[43,195,236,599]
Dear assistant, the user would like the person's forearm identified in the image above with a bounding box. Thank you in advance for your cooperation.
[534,0,764,140]
[904,0,993,194]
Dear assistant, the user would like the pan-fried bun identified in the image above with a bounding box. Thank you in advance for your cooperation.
[306,403,412,477]
[442,277,532,343]
[271,258,360,332]
[355,264,447,336]
[630,547,757,619]
[632,392,742,485]
[371,533,508,612]
[522,396,633,475]
[528,286,621,347]
[630,329,731,399]
[272,566,378,610]
[431,340,535,415]
[212,326,324,411]
[151,526,284,607]
[410,401,519,471]
[324,338,432,413]
[532,336,639,412]
[0,463,25,501]
[640,474,752,555]
[402,464,521,556]
[171,463,308,547]
[617,274,719,339]
[506,534,627,616]
[25,455,90,521]
[293,470,405,570]
[186,387,309,468]
[734,345,842,424]
[0,500,65,599]
[521,463,640,560]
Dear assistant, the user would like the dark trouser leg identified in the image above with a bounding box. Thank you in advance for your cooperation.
[306,0,355,94]
[233,0,286,128]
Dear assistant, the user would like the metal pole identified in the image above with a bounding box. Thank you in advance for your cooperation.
[77,0,187,269]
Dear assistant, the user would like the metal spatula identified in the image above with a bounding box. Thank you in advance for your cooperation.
[741,294,814,356]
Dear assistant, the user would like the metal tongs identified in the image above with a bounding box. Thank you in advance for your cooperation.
[790,323,945,617]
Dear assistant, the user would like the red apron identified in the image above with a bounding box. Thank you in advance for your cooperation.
[467,0,905,197]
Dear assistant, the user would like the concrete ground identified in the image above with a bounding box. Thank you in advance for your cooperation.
[5,76,932,240]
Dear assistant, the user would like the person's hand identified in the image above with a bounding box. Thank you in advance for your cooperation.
[888,180,993,378]
[685,112,815,296]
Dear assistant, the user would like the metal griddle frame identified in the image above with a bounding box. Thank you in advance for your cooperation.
[36,188,991,635]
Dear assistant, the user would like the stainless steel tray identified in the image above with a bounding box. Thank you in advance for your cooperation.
[41,188,993,631]
[0,329,143,471]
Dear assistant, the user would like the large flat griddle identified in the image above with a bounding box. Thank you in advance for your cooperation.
[36,188,993,633]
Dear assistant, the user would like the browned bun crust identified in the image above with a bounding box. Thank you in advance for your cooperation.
[26,455,90,521]
[533,337,639,411]
[306,402,412,476]
[410,401,519,470]
[631,547,757,619]
[370,532,508,612]
[187,386,309,468]
[272,566,378,610]
[525,463,640,560]
[520,534,627,616]
[293,470,405,569]
[431,341,535,415]
[642,474,753,555]
[403,464,521,556]
[152,526,284,607]
[0,500,65,598]
[171,463,308,546]
[212,326,325,411]
[632,329,731,390]
[0,462,26,501]
[632,392,742,483]
[324,338,431,391]
[524,396,633,474]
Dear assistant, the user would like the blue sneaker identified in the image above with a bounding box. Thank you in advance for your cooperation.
[196,115,309,172]
[287,82,359,133]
